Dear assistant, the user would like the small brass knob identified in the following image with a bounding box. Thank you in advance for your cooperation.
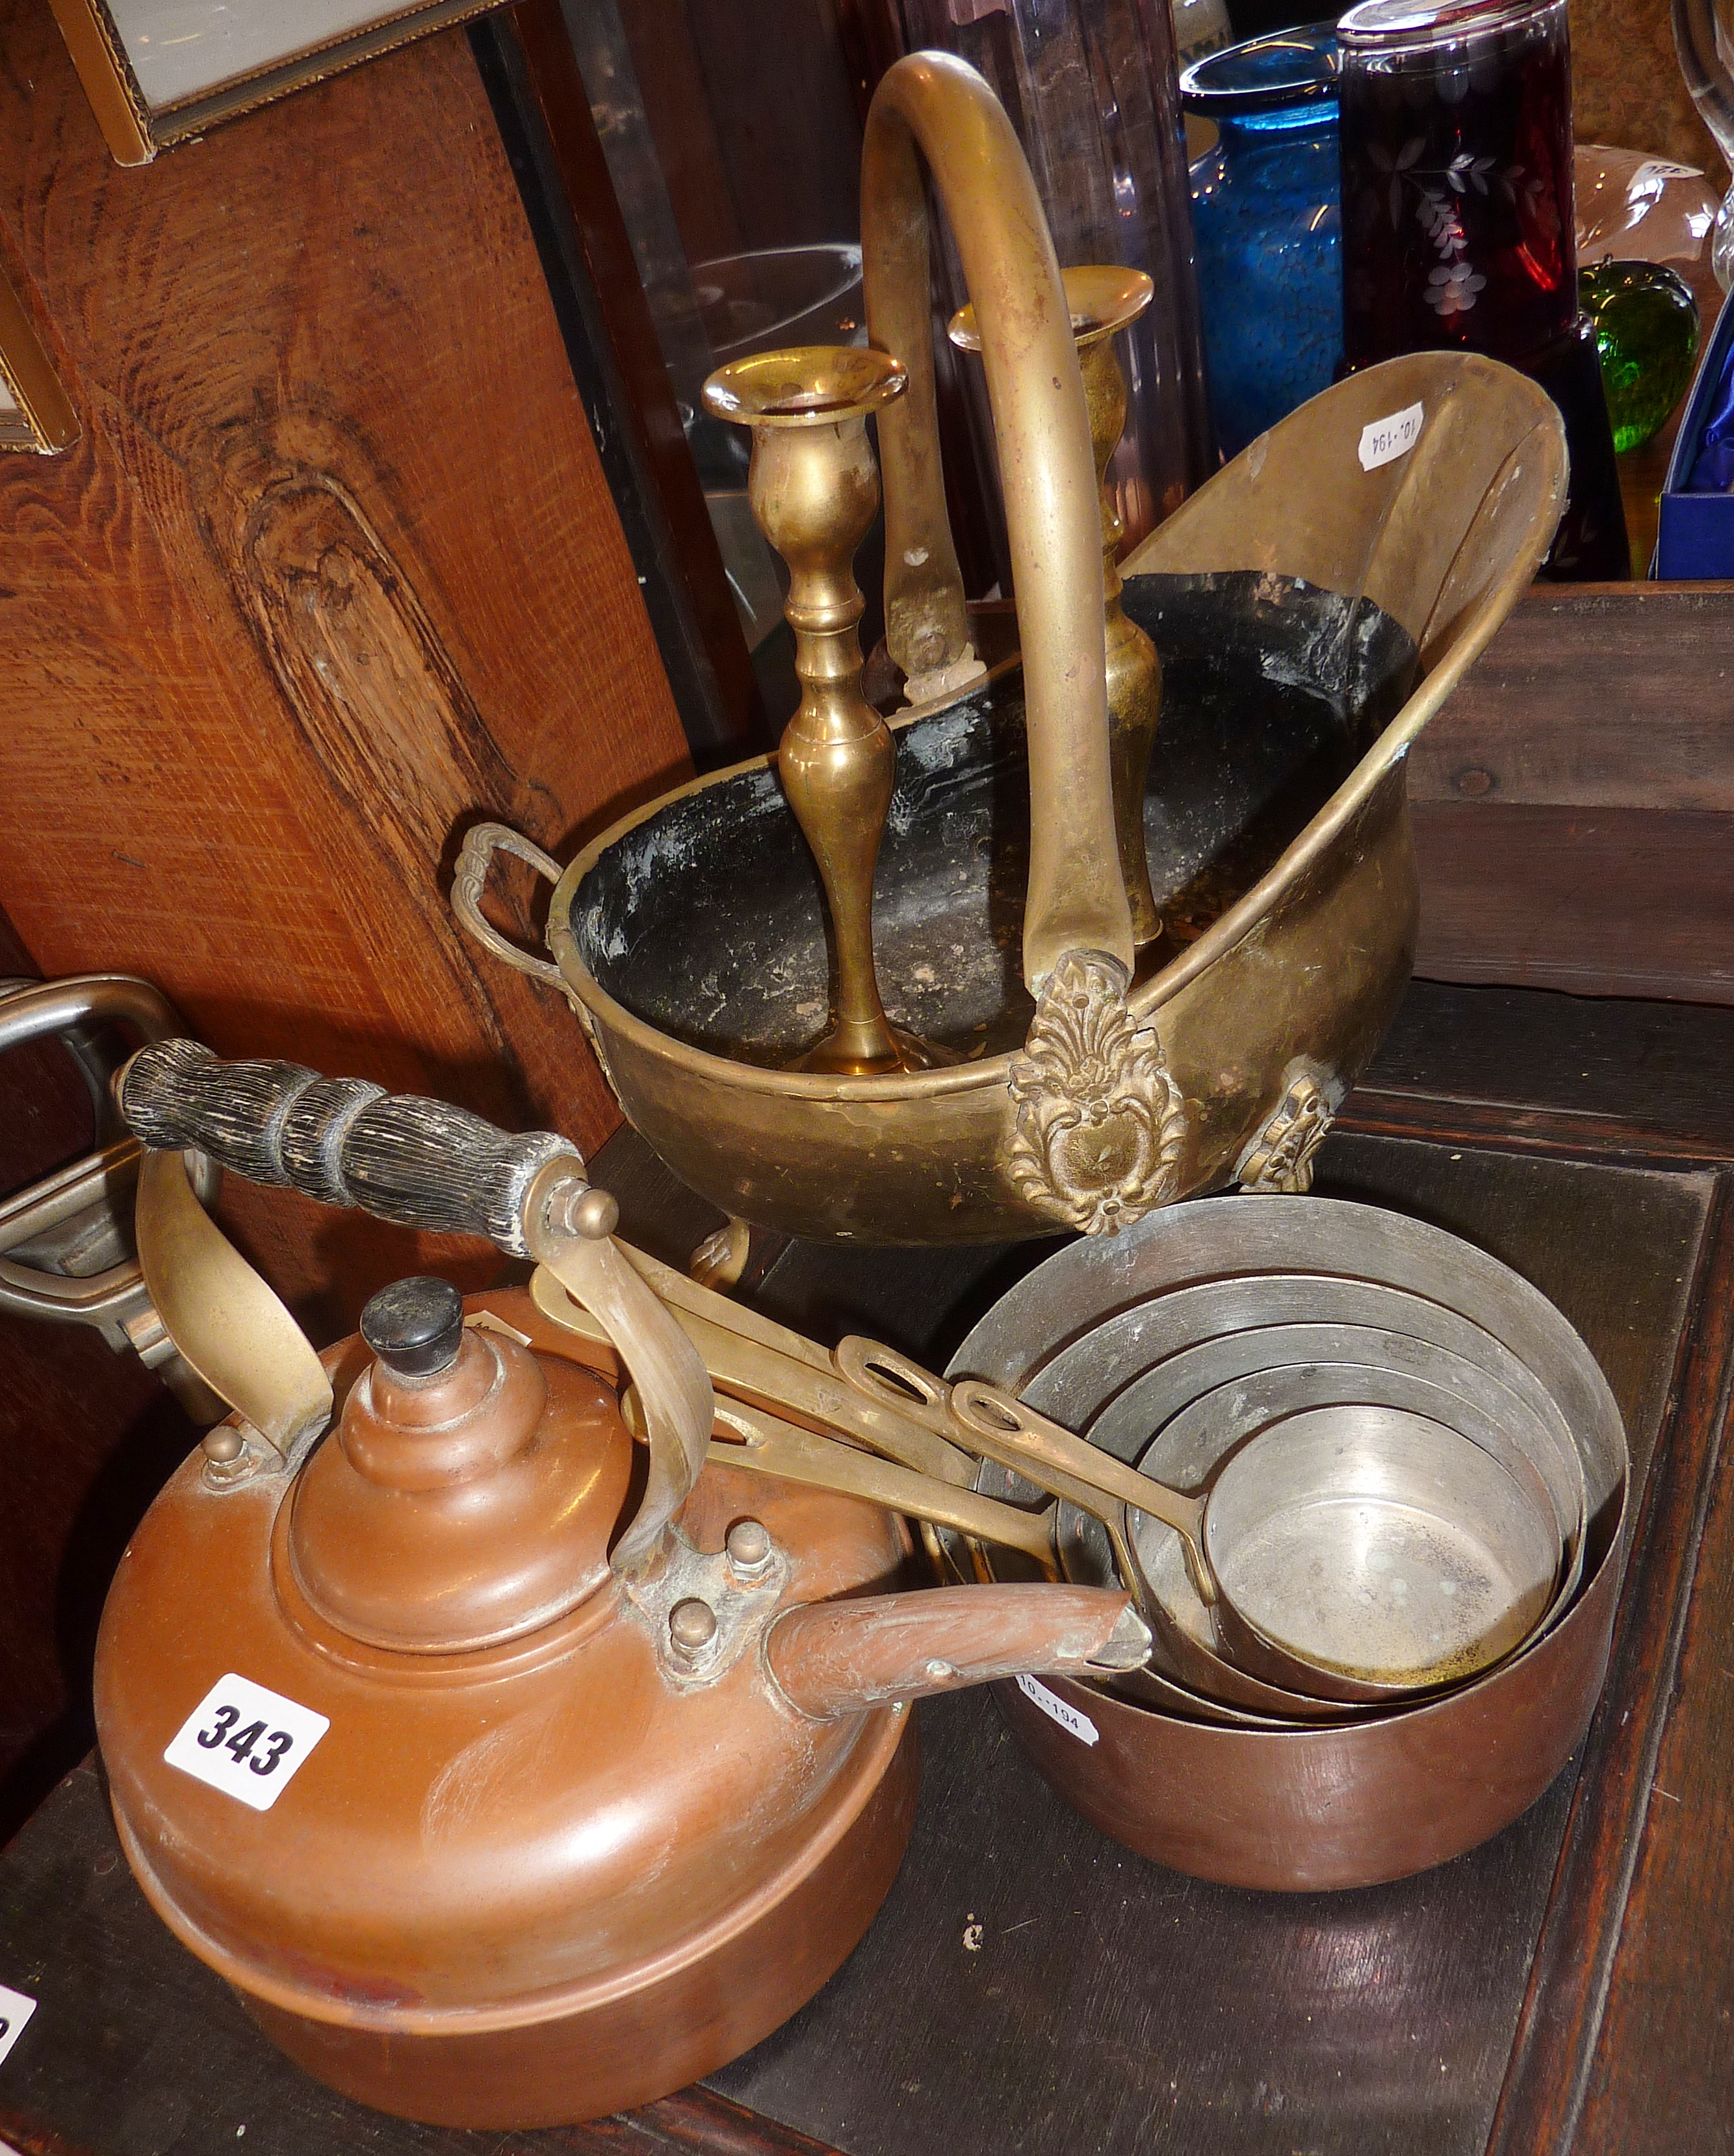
[544,1179,620,1243]
[669,1598,719,1658]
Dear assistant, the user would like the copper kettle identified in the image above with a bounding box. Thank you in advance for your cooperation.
[92,1044,1145,2128]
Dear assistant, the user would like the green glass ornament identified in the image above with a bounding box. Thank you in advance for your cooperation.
[1579,260,1702,455]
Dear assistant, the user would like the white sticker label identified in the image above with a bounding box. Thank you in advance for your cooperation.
[163,1674,329,1813]
[1633,158,1703,187]
[0,1984,36,2068]
[1358,401,1425,471]
[1015,1674,1100,1746]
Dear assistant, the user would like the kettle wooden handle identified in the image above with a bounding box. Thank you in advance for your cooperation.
[119,1039,584,1259]
[119,1041,715,1569]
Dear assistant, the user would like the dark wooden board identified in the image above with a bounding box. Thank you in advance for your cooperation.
[716,1687,1583,2156]
[1408,579,1734,1007]
[1417,585,1734,816]
[1410,802,1734,1007]
[1357,980,1734,1159]
[1570,1210,1734,2156]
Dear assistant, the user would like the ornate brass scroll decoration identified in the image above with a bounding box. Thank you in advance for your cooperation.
[1237,1070,1336,1194]
[1006,953,1187,1236]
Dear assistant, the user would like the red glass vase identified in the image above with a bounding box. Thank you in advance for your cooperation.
[1337,0,1628,577]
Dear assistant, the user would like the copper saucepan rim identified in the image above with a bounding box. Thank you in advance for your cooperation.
[950,1190,1628,1737]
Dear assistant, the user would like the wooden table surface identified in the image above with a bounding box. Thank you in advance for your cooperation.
[1,978,1731,2156]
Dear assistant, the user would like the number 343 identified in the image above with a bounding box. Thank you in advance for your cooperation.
[196,1704,294,1778]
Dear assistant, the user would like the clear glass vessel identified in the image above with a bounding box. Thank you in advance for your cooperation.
[894,0,1215,553]
[1671,0,1734,288]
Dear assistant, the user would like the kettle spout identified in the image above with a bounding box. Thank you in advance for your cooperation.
[764,1584,1149,1721]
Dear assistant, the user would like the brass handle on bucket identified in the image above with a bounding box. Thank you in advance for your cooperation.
[862,53,1132,990]
[119,1041,713,1572]
[450,823,578,1006]
[950,266,1163,951]
[861,56,1187,1240]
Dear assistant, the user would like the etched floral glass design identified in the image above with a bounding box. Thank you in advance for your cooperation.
[1338,0,1576,366]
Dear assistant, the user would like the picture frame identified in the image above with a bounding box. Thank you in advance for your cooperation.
[0,266,78,455]
[47,0,515,166]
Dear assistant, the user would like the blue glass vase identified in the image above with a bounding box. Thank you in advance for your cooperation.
[1182,25,1343,460]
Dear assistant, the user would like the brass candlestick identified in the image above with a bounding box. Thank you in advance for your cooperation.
[950,266,1163,950]
[703,347,945,1076]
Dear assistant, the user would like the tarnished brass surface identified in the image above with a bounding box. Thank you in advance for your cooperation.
[863,52,1132,988]
[1006,949,1187,1235]
[952,265,1163,948]
[702,348,942,1077]
[134,1147,331,1467]
[1237,1065,1337,1192]
[458,81,1567,1250]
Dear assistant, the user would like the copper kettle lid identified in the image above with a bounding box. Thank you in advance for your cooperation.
[287,1277,632,1654]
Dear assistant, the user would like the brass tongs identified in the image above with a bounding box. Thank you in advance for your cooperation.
[528,1259,1059,1571]
[530,1256,1176,1588]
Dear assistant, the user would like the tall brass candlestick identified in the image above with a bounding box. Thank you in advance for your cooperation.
[703,347,945,1076]
[950,266,1163,950]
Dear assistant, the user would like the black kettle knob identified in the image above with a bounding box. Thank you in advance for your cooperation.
[361,1276,466,1380]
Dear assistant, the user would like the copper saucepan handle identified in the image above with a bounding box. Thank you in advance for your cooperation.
[838,1334,1213,1605]
[704,1392,1058,1571]
[532,1268,976,1487]
[118,1040,713,1572]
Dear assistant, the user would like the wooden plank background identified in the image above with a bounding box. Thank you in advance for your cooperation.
[1414,585,1734,1006]
[0,1,692,1324]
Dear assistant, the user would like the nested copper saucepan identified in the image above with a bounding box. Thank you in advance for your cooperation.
[835,1338,1566,1707]
[946,1196,1629,1890]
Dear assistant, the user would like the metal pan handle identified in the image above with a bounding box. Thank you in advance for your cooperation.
[834,1334,962,1441]
[450,822,576,1003]
[949,1376,1215,1604]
